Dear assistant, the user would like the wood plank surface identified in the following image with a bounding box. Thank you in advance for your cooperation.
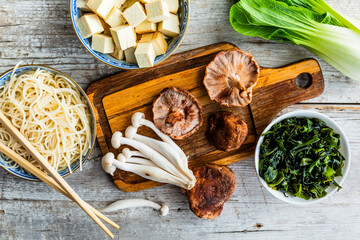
[0,0,360,239]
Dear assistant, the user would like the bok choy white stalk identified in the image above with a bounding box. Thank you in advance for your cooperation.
[230,0,360,81]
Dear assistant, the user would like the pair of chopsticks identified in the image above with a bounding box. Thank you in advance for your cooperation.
[0,111,118,238]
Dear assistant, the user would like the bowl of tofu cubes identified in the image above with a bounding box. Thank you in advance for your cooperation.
[70,0,188,69]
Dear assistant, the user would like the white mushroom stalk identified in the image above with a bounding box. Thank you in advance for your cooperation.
[111,131,187,181]
[131,112,188,164]
[118,149,156,167]
[101,113,196,190]
[125,126,194,182]
[99,199,169,216]
[122,148,145,159]
[102,153,191,189]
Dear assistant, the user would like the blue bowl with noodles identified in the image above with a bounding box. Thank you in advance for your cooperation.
[69,0,190,69]
[0,65,96,181]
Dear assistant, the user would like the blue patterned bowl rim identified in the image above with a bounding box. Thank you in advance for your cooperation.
[0,65,96,181]
[69,0,190,69]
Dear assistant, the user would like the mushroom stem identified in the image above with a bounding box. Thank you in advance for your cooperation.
[98,199,169,216]
[101,153,192,189]
[115,161,191,189]
[125,126,194,182]
[122,148,145,159]
[131,113,189,167]
[117,153,157,167]
[111,131,187,181]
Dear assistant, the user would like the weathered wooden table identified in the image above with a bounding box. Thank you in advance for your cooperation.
[0,0,359,239]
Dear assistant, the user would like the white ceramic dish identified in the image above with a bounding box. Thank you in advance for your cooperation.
[255,110,351,205]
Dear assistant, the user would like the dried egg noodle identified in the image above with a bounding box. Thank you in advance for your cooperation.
[0,68,91,172]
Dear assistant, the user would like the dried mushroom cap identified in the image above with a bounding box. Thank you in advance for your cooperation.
[207,111,248,151]
[153,87,203,140]
[186,164,236,219]
[204,50,260,107]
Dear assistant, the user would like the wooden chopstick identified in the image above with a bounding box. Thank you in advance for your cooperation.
[0,111,115,238]
[0,142,119,229]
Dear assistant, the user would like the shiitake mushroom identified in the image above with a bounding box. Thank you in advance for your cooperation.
[152,87,203,140]
[203,50,260,107]
[207,111,248,151]
[186,164,236,219]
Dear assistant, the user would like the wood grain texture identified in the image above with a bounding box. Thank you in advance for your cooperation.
[252,59,324,135]
[87,43,324,191]
[0,0,359,239]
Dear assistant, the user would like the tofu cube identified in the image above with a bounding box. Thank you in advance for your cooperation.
[146,0,170,23]
[124,47,137,63]
[86,0,115,19]
[139,31,167,56]
[123,2,147,27]
[111,47,125,59]
[99,18,112,35]
[105,6,125,27]
[135,20,157,34]
[164,0,178,14]
[158,13,179,37]
[135,43,156,68]
[76,13,104,38]
[92,34,115,53]
[151,32,168,55]
[120,0,137,11]
[139,33,154,43]
[110,25,137,50]
[77,0,92,12]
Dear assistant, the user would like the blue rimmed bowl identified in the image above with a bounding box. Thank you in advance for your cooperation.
[0,65,96,181]
[69,0,190,69]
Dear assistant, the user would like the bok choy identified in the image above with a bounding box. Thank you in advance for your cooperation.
[229,0,360,81]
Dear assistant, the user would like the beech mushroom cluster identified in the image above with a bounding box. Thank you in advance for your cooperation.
[101,112,196,190]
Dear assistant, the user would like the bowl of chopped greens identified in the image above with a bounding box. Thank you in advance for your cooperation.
[255,110,350,204]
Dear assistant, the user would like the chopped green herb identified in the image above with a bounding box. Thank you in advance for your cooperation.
[259,117,345,199]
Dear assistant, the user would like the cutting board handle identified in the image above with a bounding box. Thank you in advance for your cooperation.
[251,59,325,135]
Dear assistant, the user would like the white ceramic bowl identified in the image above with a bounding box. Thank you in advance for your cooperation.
[255,110,351,204]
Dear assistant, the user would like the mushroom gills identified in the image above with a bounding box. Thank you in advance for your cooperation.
[166,108,185,125]
[153,87,203,139]
[203,50,260,107]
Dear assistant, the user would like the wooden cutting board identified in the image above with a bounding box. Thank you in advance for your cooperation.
[87,42,324,192]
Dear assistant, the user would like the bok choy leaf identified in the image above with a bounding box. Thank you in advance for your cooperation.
[229,0,360,81]
[280,0,360,33]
